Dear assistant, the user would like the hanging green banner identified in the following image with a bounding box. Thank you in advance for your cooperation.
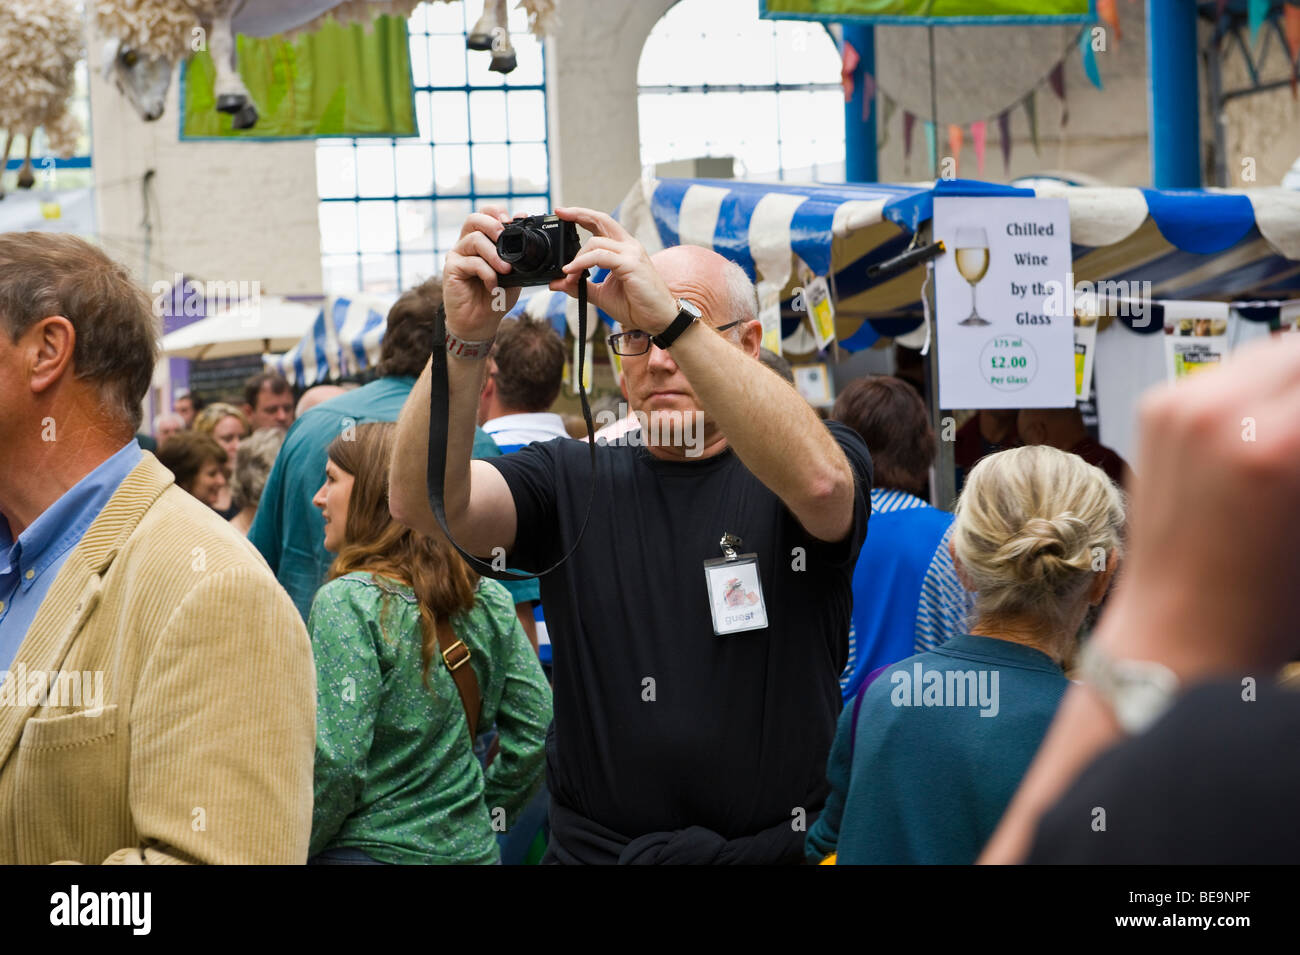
[180,15,416,140]
[760,0,1093,25]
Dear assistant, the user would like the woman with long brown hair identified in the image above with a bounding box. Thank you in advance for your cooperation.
[307,422,550,865]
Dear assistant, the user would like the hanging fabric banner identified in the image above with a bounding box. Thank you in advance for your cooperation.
[903,110,916,160]
[1079,27,1103,89]
[1098,0,1120,43]
[878,95,897,149]
[841,40,860,101]
[1048,61,1069,126]
[1023,93,1040,155]
[923,121,937,175]
[970,120,987,176]
[947,124,964,176]
[1249,0,1270,47]
[760,0,1092,24]
[1284,6,1300,92]
[998,109,1013,173]
[862,71,877,121]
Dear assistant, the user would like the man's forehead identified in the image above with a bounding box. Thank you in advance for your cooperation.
[652,247,732,323]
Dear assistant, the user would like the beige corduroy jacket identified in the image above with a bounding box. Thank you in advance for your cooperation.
[0,453,316,864]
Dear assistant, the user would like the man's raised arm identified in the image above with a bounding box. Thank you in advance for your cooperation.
[550,207,859,544]
[389,209,521,557]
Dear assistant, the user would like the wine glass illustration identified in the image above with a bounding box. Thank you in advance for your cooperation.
[954,226,990,327]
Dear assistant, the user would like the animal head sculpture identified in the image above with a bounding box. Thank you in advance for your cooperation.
[101,39,173,123]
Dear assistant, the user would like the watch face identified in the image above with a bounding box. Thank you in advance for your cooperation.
[679,298,702,319]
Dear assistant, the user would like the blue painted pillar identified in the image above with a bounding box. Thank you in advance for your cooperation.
[842,24,877,183]
[1146,0,1201,187]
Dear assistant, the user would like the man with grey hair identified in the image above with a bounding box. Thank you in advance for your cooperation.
[0,232,315,863]
[390,207,873,864]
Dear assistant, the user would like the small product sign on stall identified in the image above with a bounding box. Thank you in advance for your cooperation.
[1163,301,1230,382]
[933,197,1075,410]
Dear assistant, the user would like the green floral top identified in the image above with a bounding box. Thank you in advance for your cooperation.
[307,572,551,864]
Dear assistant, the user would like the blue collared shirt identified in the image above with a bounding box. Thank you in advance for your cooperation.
[0,441,142,673]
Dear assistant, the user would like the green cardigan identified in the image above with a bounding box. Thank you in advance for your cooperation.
[307,572,551,864]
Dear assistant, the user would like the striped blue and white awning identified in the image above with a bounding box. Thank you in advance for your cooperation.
[600,176,1300,354]
[266,294,395,386]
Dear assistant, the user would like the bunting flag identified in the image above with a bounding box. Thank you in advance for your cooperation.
[970,119,987,175]
[1249,0,1269,47]
[874,27,1106,178]
[841,40,860,102]
[1286,4,1300,98]
[1285,6,1300,64]
[923,121,936,175]
[1215,0,1228,20]
[947,124,964,176]
[1048,61,1068,126]
[1023,92,1040,155]
[878,94,897,150]
[862,71,877,121]
[1098,0,1120,43]
[998,109,1013,173]
[1080,26,1103,89]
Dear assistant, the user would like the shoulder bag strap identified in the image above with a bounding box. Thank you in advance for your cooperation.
[437,615,482,741]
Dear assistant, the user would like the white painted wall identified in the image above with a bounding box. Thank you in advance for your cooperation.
[88,40,323,297]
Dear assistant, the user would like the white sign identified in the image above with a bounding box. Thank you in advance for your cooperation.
[1164,301,1230,383]
[933,197,1075,409]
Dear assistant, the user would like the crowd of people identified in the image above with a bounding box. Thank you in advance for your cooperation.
[1,220,1297,866]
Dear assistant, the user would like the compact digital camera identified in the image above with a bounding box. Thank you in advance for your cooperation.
[495,213,580,288]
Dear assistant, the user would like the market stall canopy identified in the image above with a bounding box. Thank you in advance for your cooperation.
[602,176,1300,355]
[265,294,396,386]
[161,297,321,360]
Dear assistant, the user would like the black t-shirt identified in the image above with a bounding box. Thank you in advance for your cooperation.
[1027,678,1300,864]
[486,421,872,843]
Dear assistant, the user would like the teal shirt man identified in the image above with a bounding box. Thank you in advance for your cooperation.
[250,376,501,620]
[806,633,1067,865]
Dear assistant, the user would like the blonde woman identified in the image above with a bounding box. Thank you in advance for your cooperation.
[806,445,1124,864]
[194,402,251,519]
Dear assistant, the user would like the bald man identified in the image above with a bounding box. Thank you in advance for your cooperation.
[391,208,873,864]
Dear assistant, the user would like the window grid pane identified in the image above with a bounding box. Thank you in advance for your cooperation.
[637,0,845,184]
[316,0,550,296]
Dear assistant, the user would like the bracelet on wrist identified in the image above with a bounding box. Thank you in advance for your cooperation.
[445,330,495,360]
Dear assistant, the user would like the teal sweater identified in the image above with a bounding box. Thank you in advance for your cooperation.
[806,634,1066,864]
[248,376,502,621]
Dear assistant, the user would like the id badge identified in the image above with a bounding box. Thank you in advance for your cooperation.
[703,533,769,635]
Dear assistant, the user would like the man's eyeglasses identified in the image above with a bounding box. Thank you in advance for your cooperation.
[607,321,741,357]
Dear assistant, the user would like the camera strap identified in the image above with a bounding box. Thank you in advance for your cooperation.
[425,273,597,581]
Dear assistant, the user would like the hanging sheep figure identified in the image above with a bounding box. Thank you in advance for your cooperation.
[95,0,429,130]
[96,0,560,129]
[0,0,84,201]
[467,0,558,74]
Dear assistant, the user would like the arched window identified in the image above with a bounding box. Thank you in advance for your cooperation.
[638,0,845,181]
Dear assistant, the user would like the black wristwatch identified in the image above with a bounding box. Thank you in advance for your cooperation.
[651,298,703,350]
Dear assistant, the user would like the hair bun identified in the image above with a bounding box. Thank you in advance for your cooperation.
[994,513,1091,583]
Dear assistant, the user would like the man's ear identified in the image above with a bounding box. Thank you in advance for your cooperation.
[740,318,762,357]
[242,403,255,419]
[28,316,76,394]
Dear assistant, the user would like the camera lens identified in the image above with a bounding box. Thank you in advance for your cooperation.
[498,226,550,272]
